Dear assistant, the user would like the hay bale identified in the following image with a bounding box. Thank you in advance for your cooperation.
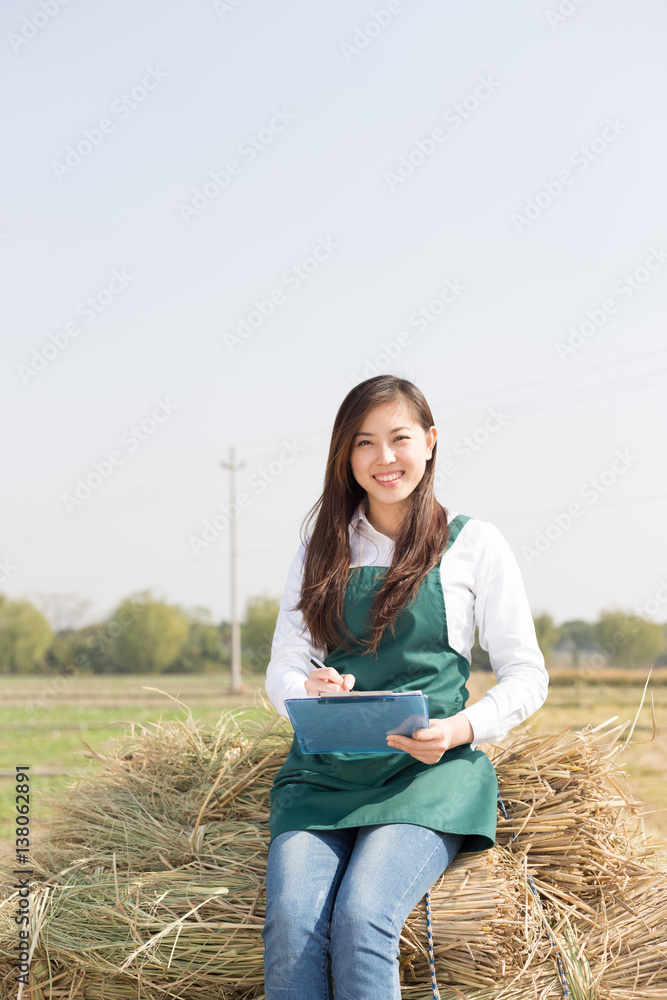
[1,708,665,999]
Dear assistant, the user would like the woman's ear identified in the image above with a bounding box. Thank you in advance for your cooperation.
[426,425,437,458]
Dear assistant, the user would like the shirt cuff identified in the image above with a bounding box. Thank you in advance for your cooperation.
[264,672,309,719]
[459,701,504,747]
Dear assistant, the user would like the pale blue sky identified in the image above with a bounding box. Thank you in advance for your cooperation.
[2,0,667,630]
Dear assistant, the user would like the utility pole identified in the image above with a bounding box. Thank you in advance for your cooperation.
[221,447,244,692]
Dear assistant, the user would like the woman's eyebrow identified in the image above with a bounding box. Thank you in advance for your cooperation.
[353,426,411,436]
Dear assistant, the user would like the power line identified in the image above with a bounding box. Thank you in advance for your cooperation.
[5,351,666,550]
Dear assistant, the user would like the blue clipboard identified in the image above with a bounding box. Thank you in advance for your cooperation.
[284,691,429,754]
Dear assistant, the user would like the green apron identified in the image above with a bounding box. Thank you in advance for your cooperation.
[268,515,498,853]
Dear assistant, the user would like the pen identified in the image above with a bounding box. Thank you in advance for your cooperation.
[300,653,396,698]
[302,651,328,671]
[302,650,355,693]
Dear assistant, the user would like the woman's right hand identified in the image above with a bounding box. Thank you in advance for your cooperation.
[304,667,356,695]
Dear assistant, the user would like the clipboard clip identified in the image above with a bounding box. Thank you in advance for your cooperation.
[317,690,395,698]
[318,694,396,704]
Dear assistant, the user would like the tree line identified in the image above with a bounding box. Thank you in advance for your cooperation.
[0,592,665,677]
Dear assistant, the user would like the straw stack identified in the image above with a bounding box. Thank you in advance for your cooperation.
[1,707,665,1000]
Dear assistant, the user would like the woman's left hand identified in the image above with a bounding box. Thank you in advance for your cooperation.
[386,715,474,764]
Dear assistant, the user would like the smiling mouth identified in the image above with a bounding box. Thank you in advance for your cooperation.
[373,471,404,482]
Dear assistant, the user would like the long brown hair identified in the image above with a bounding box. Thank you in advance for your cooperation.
[294,375,449,656]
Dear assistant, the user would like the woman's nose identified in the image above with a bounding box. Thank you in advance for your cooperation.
[377,443,397,463]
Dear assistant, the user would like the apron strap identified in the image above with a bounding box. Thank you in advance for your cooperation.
[444,513,471,553]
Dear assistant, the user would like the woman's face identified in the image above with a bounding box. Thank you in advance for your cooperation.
[349,401,437,513]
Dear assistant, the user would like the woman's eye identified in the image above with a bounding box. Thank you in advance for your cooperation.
[356,436,409,446]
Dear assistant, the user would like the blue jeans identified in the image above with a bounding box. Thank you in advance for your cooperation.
[262,823,463,1000]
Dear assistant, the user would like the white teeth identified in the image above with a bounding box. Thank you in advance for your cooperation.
[374,472,403,482]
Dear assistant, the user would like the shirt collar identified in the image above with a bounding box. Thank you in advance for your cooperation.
[350,501,370,526]
[350,502,458,535]
[350,501,394,541]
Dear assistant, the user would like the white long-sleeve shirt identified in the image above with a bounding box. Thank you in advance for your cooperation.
[264,505,548,745]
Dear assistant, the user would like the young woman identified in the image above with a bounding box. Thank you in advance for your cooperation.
[262,375,548,1000]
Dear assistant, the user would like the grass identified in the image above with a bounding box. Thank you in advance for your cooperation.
[0,667,665,854]
[0,672,269,851]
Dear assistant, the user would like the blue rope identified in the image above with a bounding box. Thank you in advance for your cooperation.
[497,791,571,999]
[425,888,439,1000]
[423,797,572,1000]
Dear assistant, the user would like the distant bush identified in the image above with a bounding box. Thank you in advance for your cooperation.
[0,595,52,674]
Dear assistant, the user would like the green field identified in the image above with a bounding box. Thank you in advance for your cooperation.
[1,669,665,858]
[0,673,270,855]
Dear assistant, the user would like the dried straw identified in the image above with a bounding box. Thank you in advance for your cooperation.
[0,706,665,1000]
